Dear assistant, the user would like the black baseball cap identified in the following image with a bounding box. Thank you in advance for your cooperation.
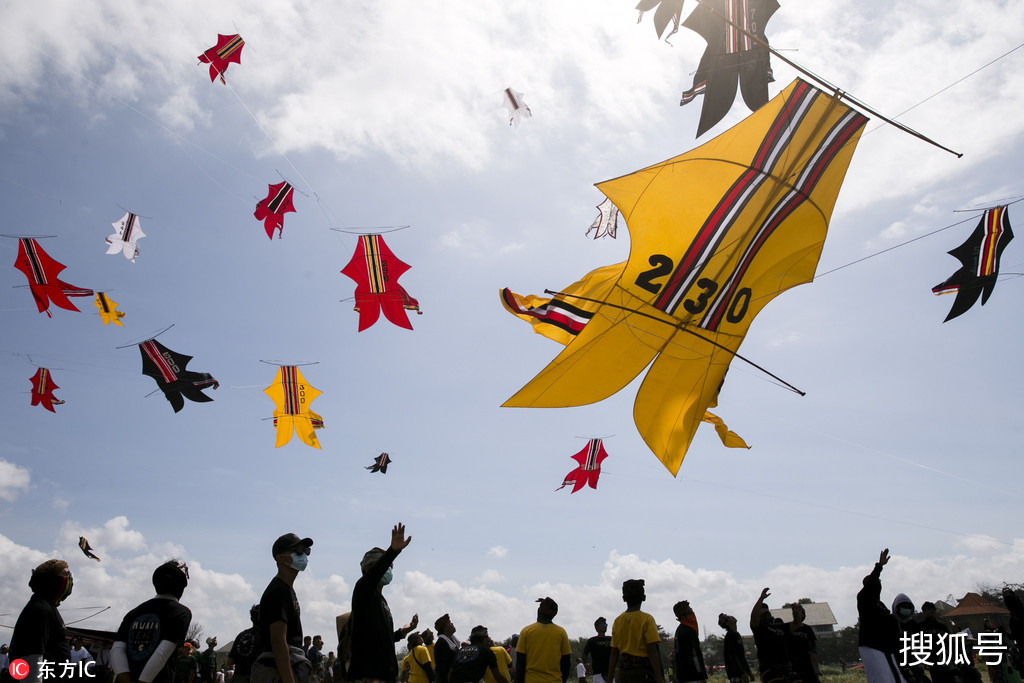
[272,533,313,556]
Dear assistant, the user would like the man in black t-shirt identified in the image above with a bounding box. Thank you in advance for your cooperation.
[584,619,612,683]
[256,533,313,683]
[228,606,262,683]
[7,559,74,683]
[449,627,509,683]
[111,560,193,683]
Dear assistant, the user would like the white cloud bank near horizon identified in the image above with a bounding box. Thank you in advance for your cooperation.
[1,520,1021,647]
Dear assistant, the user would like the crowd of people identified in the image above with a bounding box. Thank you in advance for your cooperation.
[3,537,1022,683]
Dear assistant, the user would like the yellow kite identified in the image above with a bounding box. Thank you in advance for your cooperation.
[94,292,125,326]
[503,79,867,475]
[501,264,748,451]
[264,366,325,449]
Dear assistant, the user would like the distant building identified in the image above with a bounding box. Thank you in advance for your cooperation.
[768,602,838,638]
[940,593,1011,635]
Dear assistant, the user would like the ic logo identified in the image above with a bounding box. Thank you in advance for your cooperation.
[9,659,30,680]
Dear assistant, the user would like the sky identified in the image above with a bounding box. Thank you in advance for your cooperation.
[1,0,1024,652]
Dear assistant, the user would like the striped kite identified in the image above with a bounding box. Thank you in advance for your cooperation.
[503,79,866,475]
[932,206,1014,321]
[264,366,324,449]
[199,34,245,84]
[557,439,609,493]
[341,234,421,331]
[14,238,93,317]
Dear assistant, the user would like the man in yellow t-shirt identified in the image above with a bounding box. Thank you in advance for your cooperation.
[515,598,571,683]
[607,580,664,683]
[402,632,435,683]
[486,643,513,683]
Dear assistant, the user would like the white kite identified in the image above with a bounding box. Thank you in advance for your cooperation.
[502,88,532,127]
[106,211,146,262]
[586,198,619,239]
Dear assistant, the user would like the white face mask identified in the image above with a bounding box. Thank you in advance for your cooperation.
[380,568,393,585]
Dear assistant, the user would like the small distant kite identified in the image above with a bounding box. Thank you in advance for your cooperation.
[341,234,421,331]
[254,182,296,240]
[94,292,126,326]
[79,537,101,562]
[264,365,325,449]
[106,212,145,262]
[366,452,391,473]
[502,88,532,127]
[679,0,779,137]
[635,0,685,42]
[557,439,609,493]
[29,368,63,412]
[198,34,245,84]
[14,238,93,317]
[139,339,219,413]
[932,206,1014,322]
[586,198,620,239]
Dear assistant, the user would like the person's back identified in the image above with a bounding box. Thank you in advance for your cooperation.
[111,561,193,683]
[485,647,513,683]
[451,627,507,683]
[229,606,262,683]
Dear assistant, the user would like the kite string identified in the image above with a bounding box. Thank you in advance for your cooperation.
[154,0,342,236]
[688,0,962,157]
[545,289,806,396]
[0,23,263,187]
[866,41,1024,135]
[813,214,978,280]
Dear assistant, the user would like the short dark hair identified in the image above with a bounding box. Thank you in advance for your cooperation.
[153,561,189,598]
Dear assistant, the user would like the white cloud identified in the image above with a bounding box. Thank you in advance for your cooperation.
[61,516,146,553]
[955,534,1006,555]
[474,569,505,585]
[3,529,1024,649]
[488,545,509,559]
[767,331,801,348]
[0,459,30,501]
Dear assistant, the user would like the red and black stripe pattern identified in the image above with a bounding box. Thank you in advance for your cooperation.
[653,81,866,331]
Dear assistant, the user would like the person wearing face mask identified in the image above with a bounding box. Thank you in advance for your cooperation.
[5,559,74,683]
[856,549,906,683]
[111,561,193,683]
[891,596,927,683]
[254,534,314,683]
[346,523,416,683]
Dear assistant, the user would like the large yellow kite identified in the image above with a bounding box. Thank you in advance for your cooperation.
[502,79,867,475]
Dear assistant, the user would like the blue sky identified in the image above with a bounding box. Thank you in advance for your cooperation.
[1,0,1024,651]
